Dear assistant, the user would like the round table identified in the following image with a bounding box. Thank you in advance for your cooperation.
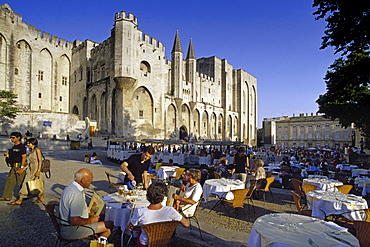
[202,178,245,201]
[247,213,360,247]
[157,166,180,180]
[303,177,343,191]
[306,190,368,220]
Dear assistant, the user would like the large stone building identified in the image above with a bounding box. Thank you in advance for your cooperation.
[262,113,363,149]
[0,4,257,145]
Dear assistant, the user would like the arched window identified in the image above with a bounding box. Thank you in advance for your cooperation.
[140,61,151,76]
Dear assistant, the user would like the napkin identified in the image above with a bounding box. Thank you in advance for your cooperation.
[103,195,111,201]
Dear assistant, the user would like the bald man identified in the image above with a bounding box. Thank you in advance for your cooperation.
[59,168,113,239]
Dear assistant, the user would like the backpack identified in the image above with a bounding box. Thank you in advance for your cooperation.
[41,152,51,179]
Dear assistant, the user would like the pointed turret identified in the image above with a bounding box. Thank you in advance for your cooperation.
[171,30,183,53]
[186,38,196,60]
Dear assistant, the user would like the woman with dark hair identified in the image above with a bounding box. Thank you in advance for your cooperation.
[172,168,203,217]
[8,138,44,205]
[127,182,189,246]
[90,152,103,165]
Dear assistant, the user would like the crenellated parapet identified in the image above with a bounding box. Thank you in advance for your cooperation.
[138,30,165,52]
[91,37,112,55]
[115,11,137,25]
[198,72,214,82]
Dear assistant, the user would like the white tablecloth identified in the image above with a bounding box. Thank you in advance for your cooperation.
[352,169,370,177]
[354,177,370,196]
[202,178,245,201]
[303,178,343,192]
[307,190,368,220]
[104,192,150,229]
[157,166,180,180]
[336,164,358,171]
[247,213,359,247]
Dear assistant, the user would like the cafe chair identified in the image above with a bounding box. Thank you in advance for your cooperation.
[354,221,370,247]
[301,184,318,194]
[221,188,249,216]
[141,221,180,247]
[45,203,97,247]
[336,184,353,194]
[291,191,312,216]
[105,171,125,190]
[265,171,273,178]
[291,178,305,196]
[184,193,204,241]
[170,168,185,180]
[257,176,275,203]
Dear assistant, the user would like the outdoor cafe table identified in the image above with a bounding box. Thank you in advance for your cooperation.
[354,177,370,196]
[202,178,245,201]
[352,169,370,177]
[306,190,368,220]
[157,166,180,180]
[303,177,343,191]
[336,164,358,171]
[247,213,360,247]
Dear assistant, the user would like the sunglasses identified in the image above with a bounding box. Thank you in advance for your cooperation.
[10,136,16,139]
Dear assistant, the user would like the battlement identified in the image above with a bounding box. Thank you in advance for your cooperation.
[137,30,164,52]
[91,38,111,55]
[115,11,137,24]
[198,72,214,82]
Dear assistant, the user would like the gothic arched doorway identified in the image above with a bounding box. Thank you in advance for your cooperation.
[179,126,188,141]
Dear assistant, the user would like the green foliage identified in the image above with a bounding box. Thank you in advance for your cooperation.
[314,1,370,137]
[0,90,19,120]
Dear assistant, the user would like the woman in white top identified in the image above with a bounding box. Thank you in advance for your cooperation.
[254,158,267,189]
[128,182,189,246]
[173,168,203,217]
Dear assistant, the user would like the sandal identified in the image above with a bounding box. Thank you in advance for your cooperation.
[0,197,11,201]
[34,199,44,204]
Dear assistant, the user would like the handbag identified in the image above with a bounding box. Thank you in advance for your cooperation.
[41,152,51,179]
[26,179,44,196]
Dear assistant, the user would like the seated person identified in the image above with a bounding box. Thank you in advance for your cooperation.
[90,152,103,165]
[155,159,163,171]
[253,159,267,189]
[172,168,203,217]
[59,169,113,240]
[307,162,322,172]
[127,182,189,246]
[215,158,231,178]
[280,166,292,189]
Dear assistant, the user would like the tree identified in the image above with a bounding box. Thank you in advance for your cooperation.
[314,1,370,138]
[0,90,19,123]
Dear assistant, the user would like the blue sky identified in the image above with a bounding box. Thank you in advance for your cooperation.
[6,0,337,127]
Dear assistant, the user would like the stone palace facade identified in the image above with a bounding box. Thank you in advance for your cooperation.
[0,4,257,145]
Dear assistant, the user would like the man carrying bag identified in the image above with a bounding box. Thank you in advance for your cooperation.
[0,132,27,201]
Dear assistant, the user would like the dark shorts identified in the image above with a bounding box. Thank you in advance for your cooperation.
[60,222,98,239]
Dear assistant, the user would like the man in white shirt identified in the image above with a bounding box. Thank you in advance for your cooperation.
[59,169,113,239]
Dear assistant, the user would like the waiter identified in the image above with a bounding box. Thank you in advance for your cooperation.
[120,146,155,189]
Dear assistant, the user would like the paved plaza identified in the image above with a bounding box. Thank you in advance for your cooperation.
[0,138,317,246]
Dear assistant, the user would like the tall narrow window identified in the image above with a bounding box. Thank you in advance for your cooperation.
[38,93,42,98]
[62,76,68,85]
[38,70,44,81]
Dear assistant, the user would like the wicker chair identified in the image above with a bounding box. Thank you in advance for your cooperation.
[257,176,275,203]
[141,221,180,247]
[291,191,312,216]
[45,203,97,247]
[337,184,353,194]
[301,184,318,194]
[354,221,370,247]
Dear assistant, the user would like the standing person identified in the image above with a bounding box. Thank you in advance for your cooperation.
[232,147,249,186]
[59,169,113,240]
[0,132,27,201]
[360,138,365,153]
[120,146,155,189]
[8,138,44,205]
[88,139,93,150]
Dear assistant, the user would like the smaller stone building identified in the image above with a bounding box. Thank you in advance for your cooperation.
[262,113,363,149]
